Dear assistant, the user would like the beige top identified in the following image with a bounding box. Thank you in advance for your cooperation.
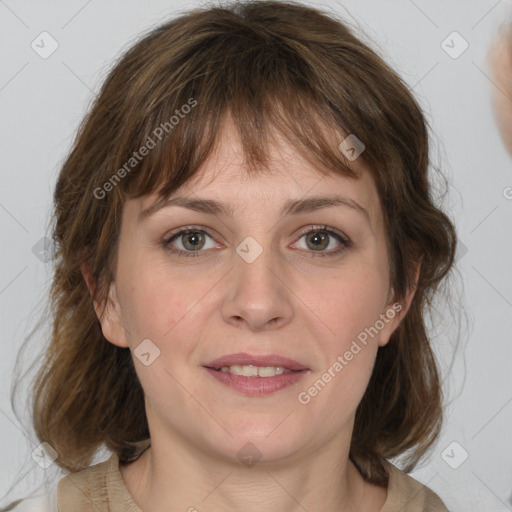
[57,449,449,512]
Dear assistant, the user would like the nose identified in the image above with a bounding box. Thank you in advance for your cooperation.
[221,239,294,332]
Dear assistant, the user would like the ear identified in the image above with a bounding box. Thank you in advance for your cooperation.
[378,261,421,348]
[80,263,129,348]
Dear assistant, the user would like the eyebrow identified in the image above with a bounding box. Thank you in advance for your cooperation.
[139,194,370,224]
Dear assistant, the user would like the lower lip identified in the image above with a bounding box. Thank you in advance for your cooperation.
[204,367,309,395]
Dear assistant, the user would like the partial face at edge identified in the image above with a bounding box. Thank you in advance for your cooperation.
[490,29,512,157]
[88,117,416,466]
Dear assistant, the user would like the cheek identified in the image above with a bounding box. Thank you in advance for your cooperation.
[297,270,385,417]
[306,265,389,345]
[296,264,388,404]
[116,255,207,344]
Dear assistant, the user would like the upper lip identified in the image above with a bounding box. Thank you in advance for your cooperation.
[204,352,310,371]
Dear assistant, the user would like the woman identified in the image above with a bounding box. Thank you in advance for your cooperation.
[3,1,456,510]
[489,19,512,157]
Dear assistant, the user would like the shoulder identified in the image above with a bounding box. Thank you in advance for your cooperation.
[56,451,142,512]
[382,459,449,512]
[57,453,116,510]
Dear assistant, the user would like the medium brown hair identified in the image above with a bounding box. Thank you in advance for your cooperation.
[16,0,456,494]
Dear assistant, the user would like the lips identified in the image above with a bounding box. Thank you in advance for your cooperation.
[204,352,310,371]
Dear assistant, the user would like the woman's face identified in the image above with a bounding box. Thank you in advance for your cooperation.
[94,118,412,465]
[490,30,512,156]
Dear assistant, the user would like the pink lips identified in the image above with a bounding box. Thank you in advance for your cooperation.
[204,367,308,395]
[203,352,310,396]
[204,352,310,371]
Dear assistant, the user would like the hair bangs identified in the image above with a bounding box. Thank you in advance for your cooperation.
[104,9,371,207]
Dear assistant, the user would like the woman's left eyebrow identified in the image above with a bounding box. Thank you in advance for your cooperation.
[139,194,370,225]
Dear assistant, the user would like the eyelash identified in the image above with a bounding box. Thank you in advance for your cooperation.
[162,224,351,259]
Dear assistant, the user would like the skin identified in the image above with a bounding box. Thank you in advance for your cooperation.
[489,25,512,157]
[83,117,418,512]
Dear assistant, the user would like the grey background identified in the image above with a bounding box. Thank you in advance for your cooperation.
[1,0,512,510]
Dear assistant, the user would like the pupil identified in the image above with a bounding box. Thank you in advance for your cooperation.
[309,231,327,250]
[185,232,203,250]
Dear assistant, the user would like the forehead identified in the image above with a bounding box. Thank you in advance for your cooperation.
[137,117,382,230]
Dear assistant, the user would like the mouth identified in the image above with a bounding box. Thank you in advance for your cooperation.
[203,366,309,395]
[204,365,305,377]
[202,352,310,395]
[204,352,310,372]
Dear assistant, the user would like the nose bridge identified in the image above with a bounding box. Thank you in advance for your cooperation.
[235,233,280,302]
[222,232,293,329]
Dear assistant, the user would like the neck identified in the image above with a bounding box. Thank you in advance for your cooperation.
[119,431,386,512]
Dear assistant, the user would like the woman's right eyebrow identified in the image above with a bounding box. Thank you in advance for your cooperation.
[139,194,370,225]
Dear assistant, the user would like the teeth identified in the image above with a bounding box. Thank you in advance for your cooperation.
[219,365,293,377]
